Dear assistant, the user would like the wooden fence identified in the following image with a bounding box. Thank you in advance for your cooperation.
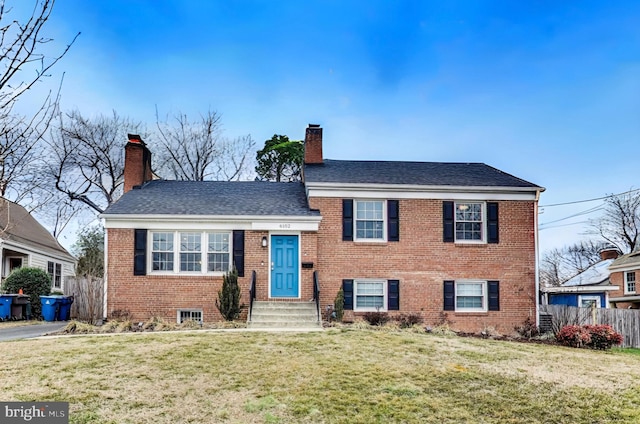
[64,276,104,324]
[540,304,640,348]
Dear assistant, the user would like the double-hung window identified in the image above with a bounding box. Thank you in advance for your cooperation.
[180,232,202,272]
[47,261,62,289]
[455,281,487,312]
[207,232,230,272]
[355,200,385,241]
[354,280,386,311]
[150,231,231,274]
[625,271,636,294]
[455,202,484,242]
[152,232,174,271]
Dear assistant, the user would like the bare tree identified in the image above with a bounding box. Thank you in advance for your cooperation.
[48,110,146,214]
[0,0,78,202]
[589,190,640,254]
[154,109,255,181]
[540,240,606,287]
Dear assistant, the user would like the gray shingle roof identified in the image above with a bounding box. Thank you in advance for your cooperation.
[0,199,75,261]
[304,160,541,188]
[610,251,640,270]
[103,180,319,216]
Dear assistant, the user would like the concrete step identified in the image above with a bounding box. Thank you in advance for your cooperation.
[248,301,321,329]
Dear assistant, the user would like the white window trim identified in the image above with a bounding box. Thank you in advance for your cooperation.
[624,271,636,295]
[578,295,601,308]
[454,201,487,244]
[47,261,62,290]
[354,279,387,312]
[177,309,203,324]
[454,280,488,312]
[149,230,232,276]
[354,199,387,242]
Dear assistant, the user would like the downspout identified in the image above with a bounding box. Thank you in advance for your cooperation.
[102,225,108,321]
[534,190,541,327]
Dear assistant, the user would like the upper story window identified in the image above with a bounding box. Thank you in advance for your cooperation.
[47,261,62,289]
[455,202,484,242]
[444,201,498,244]
[355,200,385,241]
[625,271,636,294]
[151,231,231,274]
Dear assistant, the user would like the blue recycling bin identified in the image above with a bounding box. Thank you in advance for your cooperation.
[58,296,74,321]
[0,295,12,320]
[41,296,62,321]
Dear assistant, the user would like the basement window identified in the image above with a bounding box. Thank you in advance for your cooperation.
[177,309,203,324]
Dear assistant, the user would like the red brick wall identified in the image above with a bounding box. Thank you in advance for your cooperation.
[309,197,538,333]
[106,229,320,322]
[609,270,640,309]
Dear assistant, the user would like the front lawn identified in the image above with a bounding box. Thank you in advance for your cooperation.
[2,328,640,423]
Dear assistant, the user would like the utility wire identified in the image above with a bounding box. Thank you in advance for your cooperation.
[539,187,640,208]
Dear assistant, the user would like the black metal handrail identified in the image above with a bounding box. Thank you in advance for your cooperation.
[248,270,256,321]
[313,271,320,322]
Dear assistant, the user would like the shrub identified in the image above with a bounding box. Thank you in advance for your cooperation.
[216,268,242,321]
[584,324,623,350]
[395,313,423,328]
[515,317,540,339]
[361,311,390,326]
[333,288,344,322]
[556,324,623,350]
[2,267,52,319]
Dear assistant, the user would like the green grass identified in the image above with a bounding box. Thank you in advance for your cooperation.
[2,328,640,423]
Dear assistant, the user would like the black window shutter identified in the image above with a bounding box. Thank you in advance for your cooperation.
[443,280,455,311]
[134,229,147,276]
[387,200,399,242]
[388,280,400,310]
[343,280,354,310]
[487,202,499,244]
[232,230,245,277]
[343,199,353,241]
[488,281,500,311]
[443,201,454,242]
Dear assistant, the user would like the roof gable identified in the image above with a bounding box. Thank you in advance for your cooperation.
[0,199,74,261]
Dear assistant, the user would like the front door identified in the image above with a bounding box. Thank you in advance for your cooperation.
[270,235,299,298]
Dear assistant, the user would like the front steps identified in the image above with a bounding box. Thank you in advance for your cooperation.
[248,301,322,329]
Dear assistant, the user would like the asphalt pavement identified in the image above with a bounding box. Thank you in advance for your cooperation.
[0,322,68,342]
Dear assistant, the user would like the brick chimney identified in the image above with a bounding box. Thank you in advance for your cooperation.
[123,134,153,193]
[304,124,323,164]
[599,246,621,260]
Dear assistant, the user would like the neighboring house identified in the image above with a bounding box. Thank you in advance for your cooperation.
[540,247,620,308]
[608,251,640,308]
[101,125,545,332]
[0,199,76,290]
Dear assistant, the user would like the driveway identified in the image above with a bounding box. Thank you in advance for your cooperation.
[0,322,67,342]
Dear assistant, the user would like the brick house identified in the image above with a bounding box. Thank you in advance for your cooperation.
[608,251,640,308]
[102,125,544,332]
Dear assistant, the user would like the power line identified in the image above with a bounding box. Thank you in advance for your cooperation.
[539,188,640,208]
[539,204,604,227]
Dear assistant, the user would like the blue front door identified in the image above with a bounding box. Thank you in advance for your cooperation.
[271,235,299,297]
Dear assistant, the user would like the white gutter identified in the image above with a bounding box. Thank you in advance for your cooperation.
[102,224,108,320]
[535,190,541,326]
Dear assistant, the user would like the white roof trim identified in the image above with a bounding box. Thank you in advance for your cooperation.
[0,239,76,264]
[101,214,322,231]
[609,295,640,303]
[305,183,542,200]
[542,285,619,293]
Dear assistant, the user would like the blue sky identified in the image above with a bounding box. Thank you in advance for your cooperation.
[16,0,640,253]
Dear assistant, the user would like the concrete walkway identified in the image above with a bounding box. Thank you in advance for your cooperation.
[0,322,68,342]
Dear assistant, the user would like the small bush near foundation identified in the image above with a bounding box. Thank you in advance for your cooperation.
[515,317,540,339]
[362,311,390,326]
[333,288,344,322]
[395,313,423,328]
[216,268,242,321]
[556,324,623,350]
